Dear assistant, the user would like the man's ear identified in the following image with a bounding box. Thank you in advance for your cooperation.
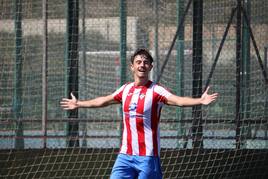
[149,64,153,71]
[130,64,134,72]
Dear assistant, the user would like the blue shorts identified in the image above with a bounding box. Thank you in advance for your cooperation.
[110,153,162,179]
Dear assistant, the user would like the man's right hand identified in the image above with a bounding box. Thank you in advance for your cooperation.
[60,92,78,110]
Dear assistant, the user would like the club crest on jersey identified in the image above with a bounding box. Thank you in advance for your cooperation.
[129,102,137,111]
[139,94,145,99]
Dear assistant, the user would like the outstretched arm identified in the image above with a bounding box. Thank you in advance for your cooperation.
[60,93,118,110]
[166,86,218,107]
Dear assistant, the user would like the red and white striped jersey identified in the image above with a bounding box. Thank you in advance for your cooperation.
[112,80,172,156]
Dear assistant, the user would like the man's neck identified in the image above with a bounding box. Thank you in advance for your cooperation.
[134,78,150,86]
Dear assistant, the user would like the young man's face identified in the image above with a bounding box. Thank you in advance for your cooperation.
[131,54,153,79]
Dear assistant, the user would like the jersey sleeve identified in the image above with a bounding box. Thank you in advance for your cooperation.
[154,84,173,104]
[112,84,127,103]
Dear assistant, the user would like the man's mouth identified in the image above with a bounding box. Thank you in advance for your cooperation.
[138,68,146,72]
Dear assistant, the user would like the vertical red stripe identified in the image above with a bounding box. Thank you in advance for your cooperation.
[135,86,148,156]
[123,86,135,155]
[114,90,123,102]
[151,92,160,156]
[124,117,132,155]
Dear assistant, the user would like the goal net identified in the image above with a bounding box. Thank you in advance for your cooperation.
[0,0,268,178]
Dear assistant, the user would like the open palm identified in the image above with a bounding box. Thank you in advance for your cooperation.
[60,93,78,110]
[200,87,218,105]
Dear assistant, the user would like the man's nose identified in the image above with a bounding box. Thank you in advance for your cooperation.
[140,61,146,66]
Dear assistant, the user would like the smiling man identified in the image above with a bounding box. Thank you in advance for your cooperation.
[60,48,218,179]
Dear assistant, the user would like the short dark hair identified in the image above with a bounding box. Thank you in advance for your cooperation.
[130,48,153,64]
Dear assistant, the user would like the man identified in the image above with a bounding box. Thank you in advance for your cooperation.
[60,49,218,179]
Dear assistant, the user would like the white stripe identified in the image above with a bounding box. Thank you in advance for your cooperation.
[157,125,161,155]
[157,104,162,155]
[120,117,128,154]
[143,86,154,156]
[120,83,133,154]
[130,88,141,155]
